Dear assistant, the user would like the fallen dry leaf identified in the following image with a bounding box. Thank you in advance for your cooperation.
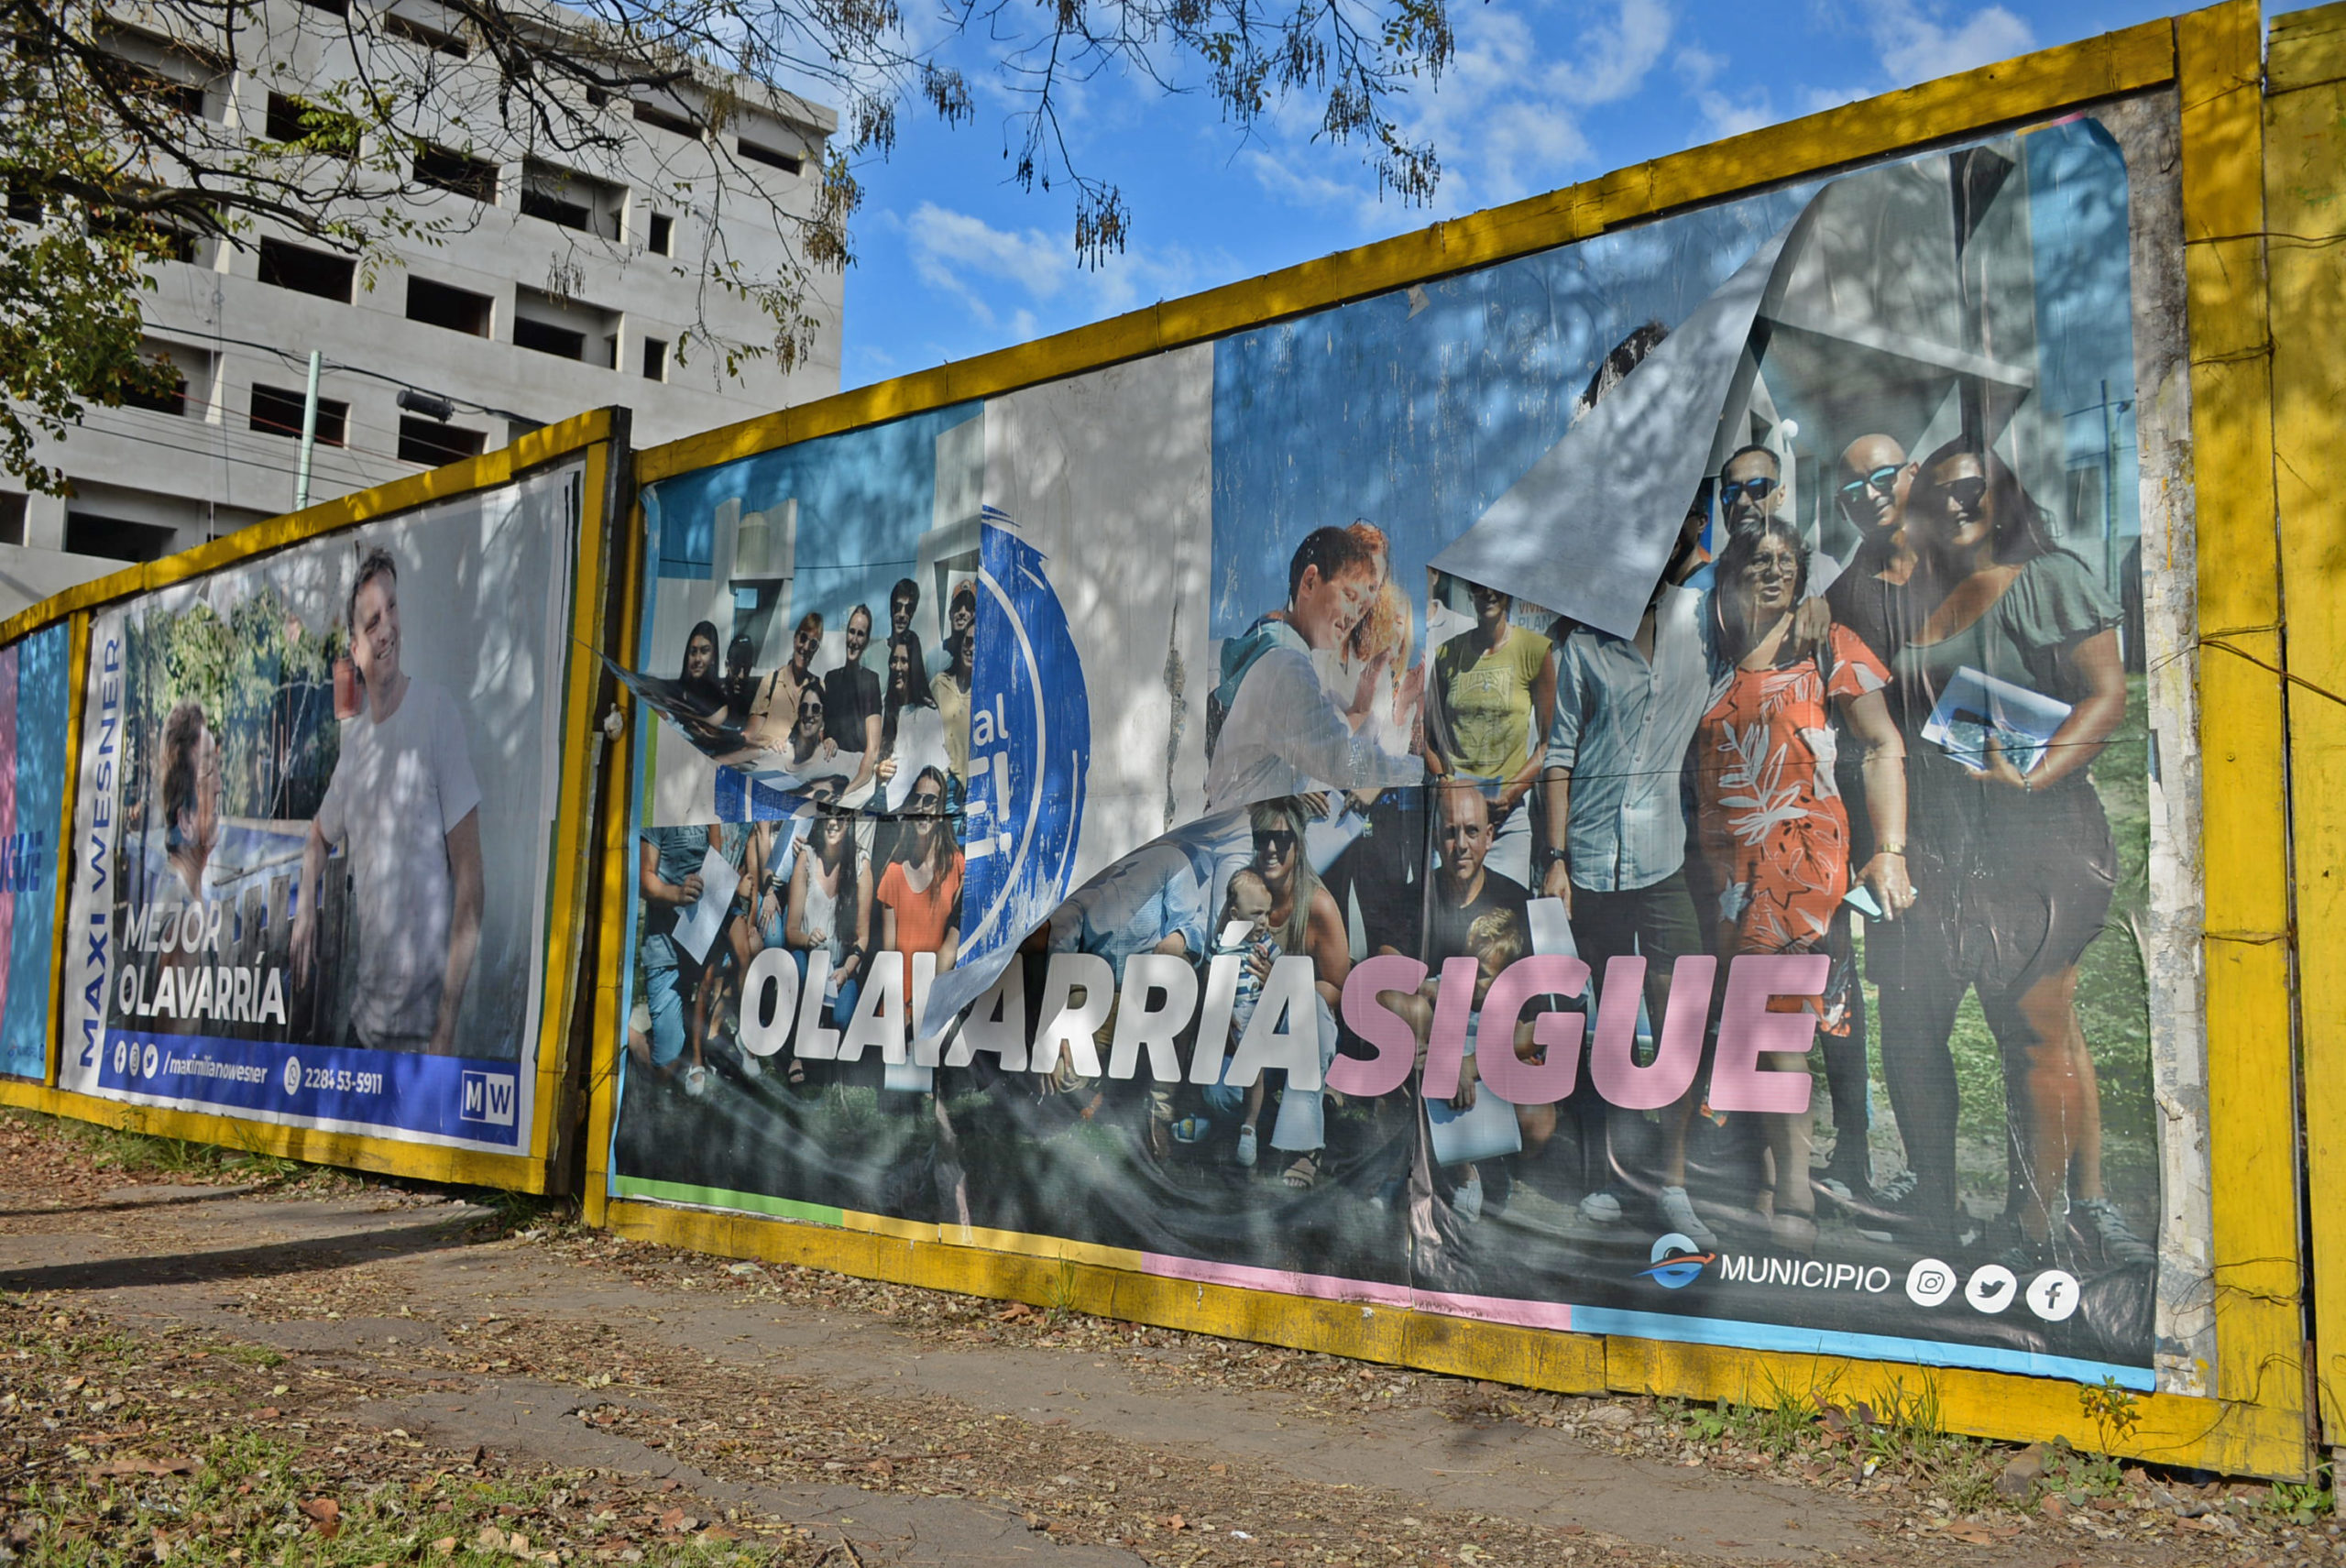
[91,1453,195,1478]
[1940,1520,1993,1546]
[430,1538,456,1556]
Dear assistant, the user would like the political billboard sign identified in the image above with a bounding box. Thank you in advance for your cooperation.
[606,122,2181,1394]
[57,458,586,1155]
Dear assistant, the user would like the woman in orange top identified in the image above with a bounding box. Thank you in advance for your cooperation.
[876,765,961,996]
[1691,520,1913,1251]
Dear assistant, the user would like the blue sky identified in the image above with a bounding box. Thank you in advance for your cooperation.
[834,0,2184,388]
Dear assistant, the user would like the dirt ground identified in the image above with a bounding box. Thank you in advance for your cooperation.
[0,1113,2328,1567]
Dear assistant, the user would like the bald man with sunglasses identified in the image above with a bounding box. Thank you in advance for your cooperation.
[1807,433,1924,1201]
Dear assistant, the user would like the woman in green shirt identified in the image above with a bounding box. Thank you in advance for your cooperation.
[1872,440,2152,1273]
[1426,584,1557,890]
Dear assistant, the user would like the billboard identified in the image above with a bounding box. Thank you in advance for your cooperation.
[608,122,2174,1392]
[58,459,586,1151]
[0,622,71,1080]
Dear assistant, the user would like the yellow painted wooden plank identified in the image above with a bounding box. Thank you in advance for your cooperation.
[0,1079,550,1190]
[2270,3,2346,90]
[1608,1339,2308,1477]
[2178,0,2311,1471]
[2266,68,2346,1442]
[598,1199,2309,1471]
[628,19,2178,488]
[1637,21,2175,215]
[521,433,619,1184]
[581,488,650,1232]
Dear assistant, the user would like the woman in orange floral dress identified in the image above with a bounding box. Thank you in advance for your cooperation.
[1691,519,1914,1249]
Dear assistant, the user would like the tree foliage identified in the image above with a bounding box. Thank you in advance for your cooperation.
[0,0,1454,489]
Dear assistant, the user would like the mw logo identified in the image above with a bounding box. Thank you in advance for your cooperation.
[461,1070,517,1126]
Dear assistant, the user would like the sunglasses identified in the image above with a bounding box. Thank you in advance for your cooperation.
[1252,829,1297,856]
[1838,466,1902,502]
[1926,476,1990,511]
[800,700,824,716]
[908,792,944,811]
[1720,476,1780,504]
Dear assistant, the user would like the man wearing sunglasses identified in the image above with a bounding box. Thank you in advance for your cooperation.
[1718,444,1787,536]
[1824,434,1921,661]
[1807,433,1921,1203]
[1537,496,1713,1229]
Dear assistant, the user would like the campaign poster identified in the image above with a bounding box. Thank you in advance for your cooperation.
[0,622,71,1080]
[609,121,2176,1391]
[59,460,583,1150]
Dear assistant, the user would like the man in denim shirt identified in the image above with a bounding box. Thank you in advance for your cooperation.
[1537,499,1716,1246]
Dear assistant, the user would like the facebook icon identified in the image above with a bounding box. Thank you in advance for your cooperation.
[2025,1269,2082,1322]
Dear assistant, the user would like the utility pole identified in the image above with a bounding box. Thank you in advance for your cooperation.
[294,350,323,510]
[2069,379,2133,589]
[2099,378,2121,590]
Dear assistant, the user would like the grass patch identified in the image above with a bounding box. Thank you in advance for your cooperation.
[4,1429,798,1567]
[1665,1372,2001,1513]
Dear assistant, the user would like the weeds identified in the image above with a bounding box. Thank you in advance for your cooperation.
[2267,1464,2336,1525]
[1045,1258,1080,1323]
[17,1110,307,1184]
[458,1188,576,1240]
[1663,1371,2000,1511]
[3,1429,795,1568]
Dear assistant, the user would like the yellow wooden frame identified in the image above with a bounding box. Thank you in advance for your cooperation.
[0,409,626,1194]
[590,1,2319,1477]
[2266,0,2346,1449]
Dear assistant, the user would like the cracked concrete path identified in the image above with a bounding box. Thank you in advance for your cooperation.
[5,1163,2196,1568]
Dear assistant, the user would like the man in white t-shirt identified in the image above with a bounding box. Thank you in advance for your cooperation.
[291,547,485,1055]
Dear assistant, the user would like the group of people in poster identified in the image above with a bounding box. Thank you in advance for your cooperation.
[629,412,2154,1288]
[631,573,970,1094]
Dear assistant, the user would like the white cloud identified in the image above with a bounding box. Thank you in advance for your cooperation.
[1407,0,1673,209]
[1675,43,1725,91]
[1677,1,2030,151]
[1545,0,1676,105]
[1859,0,2034,86]
[898,199,1212,335]
[1798,84,1868,115]
[1233,0,1674,223]
[902,201,1067,328]
[1694,88,1778,140]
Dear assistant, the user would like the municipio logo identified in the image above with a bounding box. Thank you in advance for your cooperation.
[1639,1233,1716,1289]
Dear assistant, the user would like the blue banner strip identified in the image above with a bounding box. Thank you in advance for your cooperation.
[96,1030,523,1146]
[1571,1305,2155,1390]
